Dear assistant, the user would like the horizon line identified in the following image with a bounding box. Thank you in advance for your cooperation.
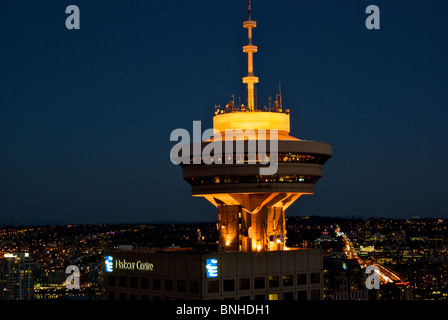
[0,214,442,227]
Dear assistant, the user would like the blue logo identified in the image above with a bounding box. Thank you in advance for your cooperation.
[105,255,113,273]
[206,258,218,278]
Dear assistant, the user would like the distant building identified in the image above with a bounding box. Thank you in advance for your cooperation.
[392,229,406,244]
[380,282,413,301]
[0,253,34,300]
[323,258,368,300]
[104,248,323,300]
[359,245,375,254]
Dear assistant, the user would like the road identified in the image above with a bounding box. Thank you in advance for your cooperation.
[335,225,401,284]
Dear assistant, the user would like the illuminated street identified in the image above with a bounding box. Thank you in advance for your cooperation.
[335,224,402,284]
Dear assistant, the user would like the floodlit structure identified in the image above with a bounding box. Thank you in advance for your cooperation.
[180,2,332,252]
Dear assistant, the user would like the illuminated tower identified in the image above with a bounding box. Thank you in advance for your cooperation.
[180,1,332,252]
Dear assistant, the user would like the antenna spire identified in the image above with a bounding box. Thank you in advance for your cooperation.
[242,0,258,111]
[248,0,251,20]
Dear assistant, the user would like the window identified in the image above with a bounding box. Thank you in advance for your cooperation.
[141,277,150,290]
[188,174,321,186]
[177,280,186,293]
[311,289,321,300]
[239,278,250,291]
[207,280,219,293]
[108,292,115,300]
[223,279,235,292]
[310,272,320,284]
[119,292,126,300]
[119,276,126,288]
[269,276,279,288]
[254,294,265,300]
[239,296,250,300]
[254,277,265,289]
[164,279,173,291]
[108,275,116,287]
[130,277,137,289]
[297,290,307,300]
[152,278,161,291]
[282,275,293,287]
[297,273,307,285]
[283,292,294,300]
[141,294,149,300]
[190,280,199,294]
[130,294,137,300]
[193,152,327,165]
[268,293,279,300]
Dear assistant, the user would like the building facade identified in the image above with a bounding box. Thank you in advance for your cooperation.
[323,258,368,300]
[104,248,323,300]
[0,253,34,300]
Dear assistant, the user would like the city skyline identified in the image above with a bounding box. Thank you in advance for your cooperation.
[1,216,448,301]
[1,0,448,225]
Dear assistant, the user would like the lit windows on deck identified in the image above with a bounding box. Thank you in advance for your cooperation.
[187,175,320,186]
[184,153,330,166]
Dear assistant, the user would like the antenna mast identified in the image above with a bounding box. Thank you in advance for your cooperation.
[279,82,282,111]
[242,0,258,112]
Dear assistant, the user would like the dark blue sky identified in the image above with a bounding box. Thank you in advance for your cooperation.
[1,0,447,224]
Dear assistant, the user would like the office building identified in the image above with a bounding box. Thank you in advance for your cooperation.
[323,258,368,300]
[0,253,34,300]
[104,248,323,300]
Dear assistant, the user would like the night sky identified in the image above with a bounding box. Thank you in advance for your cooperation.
[1,0,447,224]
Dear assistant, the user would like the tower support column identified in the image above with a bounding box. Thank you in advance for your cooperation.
[217,203,286,252]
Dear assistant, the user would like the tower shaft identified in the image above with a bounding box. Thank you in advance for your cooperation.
[218,205,286,252]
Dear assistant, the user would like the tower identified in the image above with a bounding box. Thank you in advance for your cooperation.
[179,1,332,252]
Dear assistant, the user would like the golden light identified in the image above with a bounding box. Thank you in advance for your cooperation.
[213,112,290,133]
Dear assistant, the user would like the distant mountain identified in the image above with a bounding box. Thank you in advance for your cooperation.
[145,218,214,224]
[0,218,70,227]
[0,217,216,227]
